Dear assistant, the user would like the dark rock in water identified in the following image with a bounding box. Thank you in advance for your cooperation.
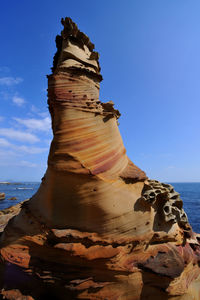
[0,193,5,200]
[8,197,17,200]
[0,17,200,300]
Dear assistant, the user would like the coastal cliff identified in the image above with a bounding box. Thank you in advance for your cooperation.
[0,17,200,300]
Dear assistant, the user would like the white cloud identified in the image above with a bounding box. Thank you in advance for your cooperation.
[0,158,37,168]
[0,77,23,86]
[0,137,47,154]
[0,138,12,147]
[0,128,39,143]
[30,105,39,114]
[12,96,25,106]
[0,148,21,158]
[0,138,42,169]
[14,117,51,132]
[17,160,37,168]
[18,145,48,154]
[38,111,50,118]
[30,105,50,119]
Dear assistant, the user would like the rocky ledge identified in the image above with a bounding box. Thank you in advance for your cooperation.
[0,201,25,233]
[0,17,200,300]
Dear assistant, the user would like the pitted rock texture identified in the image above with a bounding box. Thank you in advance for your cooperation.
[141,180,189,228]
[0,17,200,300]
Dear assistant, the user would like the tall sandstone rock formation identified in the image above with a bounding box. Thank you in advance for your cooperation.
[0,18,200,300]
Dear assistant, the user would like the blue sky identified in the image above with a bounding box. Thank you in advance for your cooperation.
[0,0,200,182]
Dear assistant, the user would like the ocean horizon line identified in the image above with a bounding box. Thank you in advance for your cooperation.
[1,181,200,184]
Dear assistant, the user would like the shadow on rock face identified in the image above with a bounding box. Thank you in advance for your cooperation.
[134,197,151,213]
[139,270,170,300]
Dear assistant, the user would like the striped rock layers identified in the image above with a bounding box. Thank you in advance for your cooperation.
[0,17,200,300]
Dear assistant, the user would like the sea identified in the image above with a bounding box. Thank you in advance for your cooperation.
[0,182,200,233]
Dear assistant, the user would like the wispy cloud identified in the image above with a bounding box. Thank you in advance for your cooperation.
[12,96,26,106]
[0,137,47,172]
[0,128,39,143]
[0,138,47,154]
[0,76,23,86]
[17,160,37,168]
[18,145,48,154]
[30,105,50,118]
[0,138,12,147]
[14,117,51,132]
[30,105,39,114]
[0,157,37,168]
[38,112,50,118]
[0,149,19,158]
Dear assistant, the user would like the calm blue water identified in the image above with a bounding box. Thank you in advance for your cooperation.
[0,182,199,233]
[0,182,39,210]
[170,182,200,233]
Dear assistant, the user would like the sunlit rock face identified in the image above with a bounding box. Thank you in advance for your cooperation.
[0,17,200,300]
[27,17,147,236]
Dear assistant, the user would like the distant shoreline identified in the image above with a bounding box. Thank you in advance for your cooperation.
[0,182,40,184]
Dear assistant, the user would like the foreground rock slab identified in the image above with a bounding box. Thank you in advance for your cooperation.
[0,17,200,300]
[0,201,25,233]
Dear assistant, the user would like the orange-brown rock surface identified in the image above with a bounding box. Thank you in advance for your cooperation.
[0,17,200,300]
[0,201,25,233]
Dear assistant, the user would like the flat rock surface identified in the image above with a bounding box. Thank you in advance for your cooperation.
[0,201,25,232]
